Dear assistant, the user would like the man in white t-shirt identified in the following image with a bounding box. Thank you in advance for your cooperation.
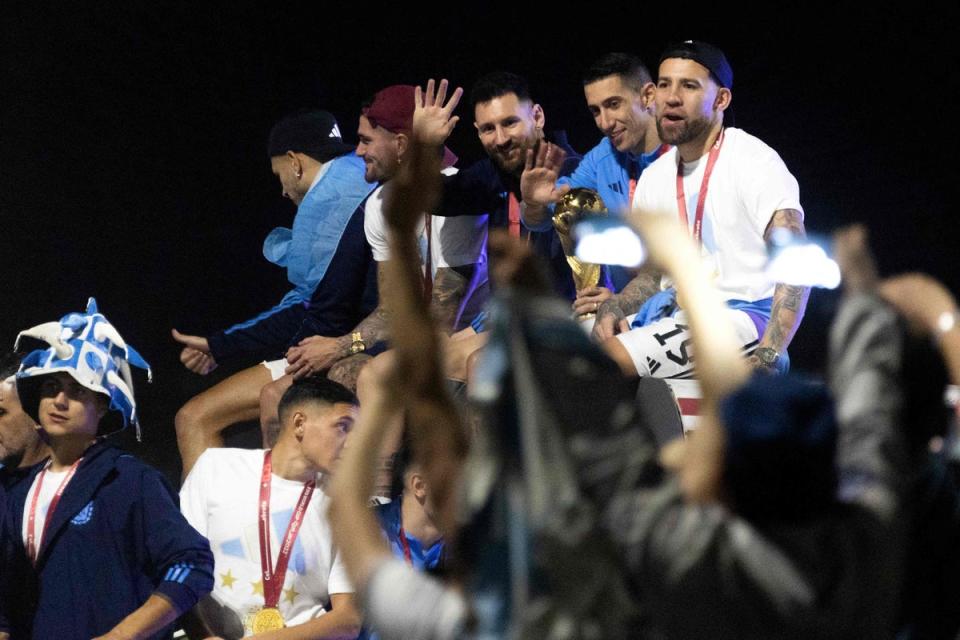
[181,378,361,638]
[364,172,488,331]
[359,83,488,332]
[601,41,809,379]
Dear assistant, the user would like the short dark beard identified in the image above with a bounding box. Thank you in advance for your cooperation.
[491,134,542,176]
[1,448,24,469]
[656,114,712,148]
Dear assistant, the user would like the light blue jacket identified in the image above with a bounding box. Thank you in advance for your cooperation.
[224,153,375,336]
[556,138,667,291]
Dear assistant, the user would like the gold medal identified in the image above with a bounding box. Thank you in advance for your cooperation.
[250,606,285,633]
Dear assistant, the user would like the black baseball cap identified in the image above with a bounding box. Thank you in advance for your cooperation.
[267,110,355,162]
[659,40,733,89]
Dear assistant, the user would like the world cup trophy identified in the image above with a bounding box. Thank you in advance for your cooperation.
[552,188,607,319]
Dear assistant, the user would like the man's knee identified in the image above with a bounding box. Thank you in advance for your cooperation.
[603,336,639,378]
[356,352,393,402]
[259,378,287,419]
[328,354,371,392]
[174,397,207,442]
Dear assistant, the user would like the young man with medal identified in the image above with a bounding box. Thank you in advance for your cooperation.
[601,41,810,379]
[180,377,361,638]
[0,299,214,640]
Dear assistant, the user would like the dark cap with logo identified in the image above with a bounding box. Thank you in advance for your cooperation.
[268,110,354,162]
[659,40,734,89]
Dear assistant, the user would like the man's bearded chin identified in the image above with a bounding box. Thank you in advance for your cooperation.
[494,139,538,175]
[656,115,712,147]
[0,446,24,469]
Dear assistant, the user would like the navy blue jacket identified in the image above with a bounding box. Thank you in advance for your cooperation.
[207,195,379,361]
[435,132,581,301]
[0,442,214,639]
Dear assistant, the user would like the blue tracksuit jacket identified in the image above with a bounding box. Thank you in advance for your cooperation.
[0,442,214,639]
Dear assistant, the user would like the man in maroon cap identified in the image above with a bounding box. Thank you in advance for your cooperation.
[256,84,488,447]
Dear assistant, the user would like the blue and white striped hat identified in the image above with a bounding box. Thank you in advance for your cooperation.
[14,298,152,440]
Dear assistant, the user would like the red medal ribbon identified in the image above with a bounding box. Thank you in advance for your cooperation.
[258,450,316,609]
[507,193,522,238]
[397,523,413,566]
[26,458,82,564]
[676,128,725,246]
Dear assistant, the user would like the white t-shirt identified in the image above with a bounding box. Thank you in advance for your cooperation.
[180,448,352,637]
[364,171,488,273]
[21,466,72,547]
[632,127,803,302]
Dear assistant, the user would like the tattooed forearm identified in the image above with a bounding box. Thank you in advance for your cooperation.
[351,262,391,345]
[763,283,809,351]
[353,306,390,345]
[613,265,663,315]
[760,209,810,351]
[430,266,471,333]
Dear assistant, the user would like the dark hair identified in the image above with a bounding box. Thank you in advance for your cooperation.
[582,52,653,93]
[470,71,532,109]
[277,377,359,425]
[0,352,23,380]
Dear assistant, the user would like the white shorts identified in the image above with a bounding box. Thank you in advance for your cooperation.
[261,358,288,382]
[615,309,759,378]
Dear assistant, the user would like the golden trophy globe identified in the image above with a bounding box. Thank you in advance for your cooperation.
[552,188,608,318]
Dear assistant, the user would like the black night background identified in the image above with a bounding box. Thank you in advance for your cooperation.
[2,2,955,480]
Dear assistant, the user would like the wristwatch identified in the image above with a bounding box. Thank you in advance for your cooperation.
[754,347,780,368]
[349,331,366,355]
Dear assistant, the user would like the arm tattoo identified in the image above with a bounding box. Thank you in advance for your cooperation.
[613,266,662,315]
[430,266,472,333]
[351,263,391,344]
[761,209,810,351]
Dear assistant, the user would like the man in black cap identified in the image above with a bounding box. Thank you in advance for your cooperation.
[600,41,810,381]
[171,110,377,477]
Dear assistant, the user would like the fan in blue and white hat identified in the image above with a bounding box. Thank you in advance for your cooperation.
[14,298,152,440]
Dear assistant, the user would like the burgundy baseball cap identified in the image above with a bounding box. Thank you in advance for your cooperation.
[362,85,415,134]
[361,83,459,169]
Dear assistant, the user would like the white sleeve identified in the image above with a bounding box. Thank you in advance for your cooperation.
[179,450,211,538]
[363,188,391,263]
[326,545,355,595]
[738,143,804,233]
[631,160,672,218]
[361,557,467,640]
[430,214,488,269]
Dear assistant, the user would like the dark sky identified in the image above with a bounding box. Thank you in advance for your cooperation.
[2,3,956,479]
